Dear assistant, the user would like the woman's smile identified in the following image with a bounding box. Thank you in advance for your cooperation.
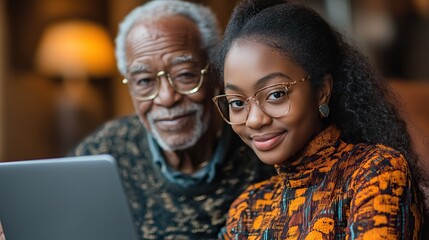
[250,131,288,151]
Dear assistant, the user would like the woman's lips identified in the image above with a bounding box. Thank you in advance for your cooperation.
[250,131,287,151]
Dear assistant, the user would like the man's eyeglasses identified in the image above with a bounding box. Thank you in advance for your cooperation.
[212,76,309,125]
[123,65,208,101]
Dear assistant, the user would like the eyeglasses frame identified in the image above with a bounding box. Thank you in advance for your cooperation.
[122,65,209,101]
[212,76,309,125]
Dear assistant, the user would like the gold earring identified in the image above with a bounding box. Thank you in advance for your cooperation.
[319,104,330,118]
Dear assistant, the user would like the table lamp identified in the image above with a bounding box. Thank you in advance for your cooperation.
[34,19,115,154]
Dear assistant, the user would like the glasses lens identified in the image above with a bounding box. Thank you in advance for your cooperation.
[214,84,292,124]
[127,66,205,100]
[256,84,291,117]
[215,96,230,121]
[129,77,158,100]
[215,95,248,124]
[170,67,202,92]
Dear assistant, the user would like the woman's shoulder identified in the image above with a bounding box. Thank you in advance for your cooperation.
[351,143,408,171]
[345,143,411,190]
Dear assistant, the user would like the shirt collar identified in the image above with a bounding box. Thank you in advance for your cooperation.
[147,125,232,187]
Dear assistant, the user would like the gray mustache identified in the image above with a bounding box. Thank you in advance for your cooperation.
[147,103,203,120]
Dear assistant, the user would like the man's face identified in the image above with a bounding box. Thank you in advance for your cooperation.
[125,16,212,151]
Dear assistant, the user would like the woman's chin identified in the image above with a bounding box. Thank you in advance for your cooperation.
[255,151,287,166]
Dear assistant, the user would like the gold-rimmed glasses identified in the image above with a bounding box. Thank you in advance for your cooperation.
[212,76,309,125]
[123,65,208,101]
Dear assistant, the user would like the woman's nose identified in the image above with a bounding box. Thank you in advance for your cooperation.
[245,102,272,129]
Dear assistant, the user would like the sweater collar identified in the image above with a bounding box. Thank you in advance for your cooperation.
[274,125,342,188]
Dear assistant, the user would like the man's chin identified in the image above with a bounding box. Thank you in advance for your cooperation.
[146,103,210,151]
[154,134,198,151]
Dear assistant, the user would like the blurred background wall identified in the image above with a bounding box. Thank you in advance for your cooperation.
[0,0,6,161]
[0,0,428,167]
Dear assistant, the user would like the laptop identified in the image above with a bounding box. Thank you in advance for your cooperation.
[0,155,139,240]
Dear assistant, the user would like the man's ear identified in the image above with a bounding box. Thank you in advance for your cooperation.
[318,74,333,105]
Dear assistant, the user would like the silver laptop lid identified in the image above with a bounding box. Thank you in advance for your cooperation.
[0,155,139,240]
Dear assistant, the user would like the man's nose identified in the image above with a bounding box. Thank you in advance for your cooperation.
[153,76,182,107]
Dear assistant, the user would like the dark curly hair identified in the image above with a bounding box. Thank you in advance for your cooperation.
[213,0,426,210]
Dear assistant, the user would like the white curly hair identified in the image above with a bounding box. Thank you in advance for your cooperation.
[115,0,220,76]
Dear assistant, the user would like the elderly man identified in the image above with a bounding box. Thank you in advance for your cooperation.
[71,0,273,239]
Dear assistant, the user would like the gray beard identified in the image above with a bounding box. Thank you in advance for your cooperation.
[146,102,210,151]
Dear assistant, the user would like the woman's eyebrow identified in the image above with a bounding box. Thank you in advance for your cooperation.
[225,72,291,92]
[254,72,291,89]
[224,83,240,92]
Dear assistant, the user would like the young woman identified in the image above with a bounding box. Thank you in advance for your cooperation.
[212,0,424,239]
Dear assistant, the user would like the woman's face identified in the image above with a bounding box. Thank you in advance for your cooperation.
[223,40,328,165]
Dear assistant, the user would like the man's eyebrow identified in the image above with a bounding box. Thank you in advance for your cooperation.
[171,54,196,65]
[128,63,151,75]
[127,55,196,75]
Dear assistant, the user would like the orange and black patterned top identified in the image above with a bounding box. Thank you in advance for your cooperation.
[221,125,422,239]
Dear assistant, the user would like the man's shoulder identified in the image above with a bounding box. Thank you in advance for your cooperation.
[87,115,145,140]
[225,134,276,181]
[227,133,261,162]
[71,115,148,156]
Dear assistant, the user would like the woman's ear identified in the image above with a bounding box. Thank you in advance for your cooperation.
[318,74,333,105]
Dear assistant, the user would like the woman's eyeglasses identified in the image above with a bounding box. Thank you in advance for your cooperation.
[212,76,309,125]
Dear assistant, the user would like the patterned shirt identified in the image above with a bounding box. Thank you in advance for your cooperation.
[222,125,422,239]
[71,115,274,240]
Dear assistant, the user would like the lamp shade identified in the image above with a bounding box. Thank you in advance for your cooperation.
[35,20,115,79]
